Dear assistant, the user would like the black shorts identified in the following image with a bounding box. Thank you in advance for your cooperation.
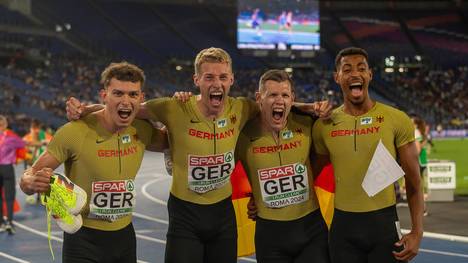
[63,223,136,263]
[165,194,237,263]
[255,209,330,263]
[329,205,405,263]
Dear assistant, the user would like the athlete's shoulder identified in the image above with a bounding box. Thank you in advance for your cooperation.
[131,119,153,131]
[145,97,180,110]
[241,113,262,136]
[376,101,402,113]
[290,109,314,121]
[146,97,172,104]
[49,116,93,156]
[376,102,411,122]
[228,96,252,106]
[145,97,176,109]
[130,119,155,145]
[314,105,343,128]
[58,116,93,135]
[226,96,258,121]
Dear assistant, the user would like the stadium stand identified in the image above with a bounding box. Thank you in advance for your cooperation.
[0,1,467,132]
[1,2,468,263]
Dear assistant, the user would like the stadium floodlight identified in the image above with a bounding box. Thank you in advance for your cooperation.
[385,58,394,67]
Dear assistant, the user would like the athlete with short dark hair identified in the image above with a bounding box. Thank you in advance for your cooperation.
[313,47,424,263]
[20,61,167,263]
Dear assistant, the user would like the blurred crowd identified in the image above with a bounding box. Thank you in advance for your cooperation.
[381,66,468,129]
[1,55,467,135]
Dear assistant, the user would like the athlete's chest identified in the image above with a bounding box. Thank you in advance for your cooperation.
[324,113,395,155]
[80,133,145,178]
[170,110,243,154]
[246,126,310,168]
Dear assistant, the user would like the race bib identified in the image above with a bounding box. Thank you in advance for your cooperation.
[88,179,136,222]
[258,163,309,208]
[188,151,235,194]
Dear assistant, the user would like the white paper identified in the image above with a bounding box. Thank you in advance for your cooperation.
[362,140,405,197]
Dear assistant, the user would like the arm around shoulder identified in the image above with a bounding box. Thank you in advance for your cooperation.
[146,125,169,152]
[140,97,172,121]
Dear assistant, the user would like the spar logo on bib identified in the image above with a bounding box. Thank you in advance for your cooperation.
[89,179,136,222]
[258,163,309,208]
[188,151,235,193]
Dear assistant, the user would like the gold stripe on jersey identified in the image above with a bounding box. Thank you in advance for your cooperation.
[236,112,319,221]
[47,114,162,231]
[145,96,258,205]
[312,102,414,212]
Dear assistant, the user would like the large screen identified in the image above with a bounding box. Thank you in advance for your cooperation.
[237,0,320,51]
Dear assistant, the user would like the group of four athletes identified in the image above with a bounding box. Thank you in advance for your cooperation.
[20,46,423,263]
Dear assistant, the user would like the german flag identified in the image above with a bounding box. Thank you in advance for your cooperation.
[314,164,335,228]
[231,161,255,257]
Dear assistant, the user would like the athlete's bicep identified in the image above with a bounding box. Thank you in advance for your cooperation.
[244,98,259,120]
[146,127,168,152]
[141,98,172,123]
[137,102,151,120]
[398,141,420,189]
[398,141,424,236]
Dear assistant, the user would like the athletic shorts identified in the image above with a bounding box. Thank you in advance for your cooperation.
[165,193,237,263]
[255,209,330,263]
[329,205,405,263]
[63,223,136,263]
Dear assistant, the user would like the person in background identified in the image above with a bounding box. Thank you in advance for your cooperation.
[411,114,429,216]
[23,119,53,204]
[0,115,26,235]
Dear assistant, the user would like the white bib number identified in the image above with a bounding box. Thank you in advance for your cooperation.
[188,151,235,193]
[89,179,136,222]
[258,163,309,208]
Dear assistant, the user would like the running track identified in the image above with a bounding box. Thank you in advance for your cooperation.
[1,152,467,263]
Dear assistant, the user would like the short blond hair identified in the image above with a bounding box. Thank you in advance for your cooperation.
[194,47,232,75]
[258,69,294,93]
[100,61,145,89]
